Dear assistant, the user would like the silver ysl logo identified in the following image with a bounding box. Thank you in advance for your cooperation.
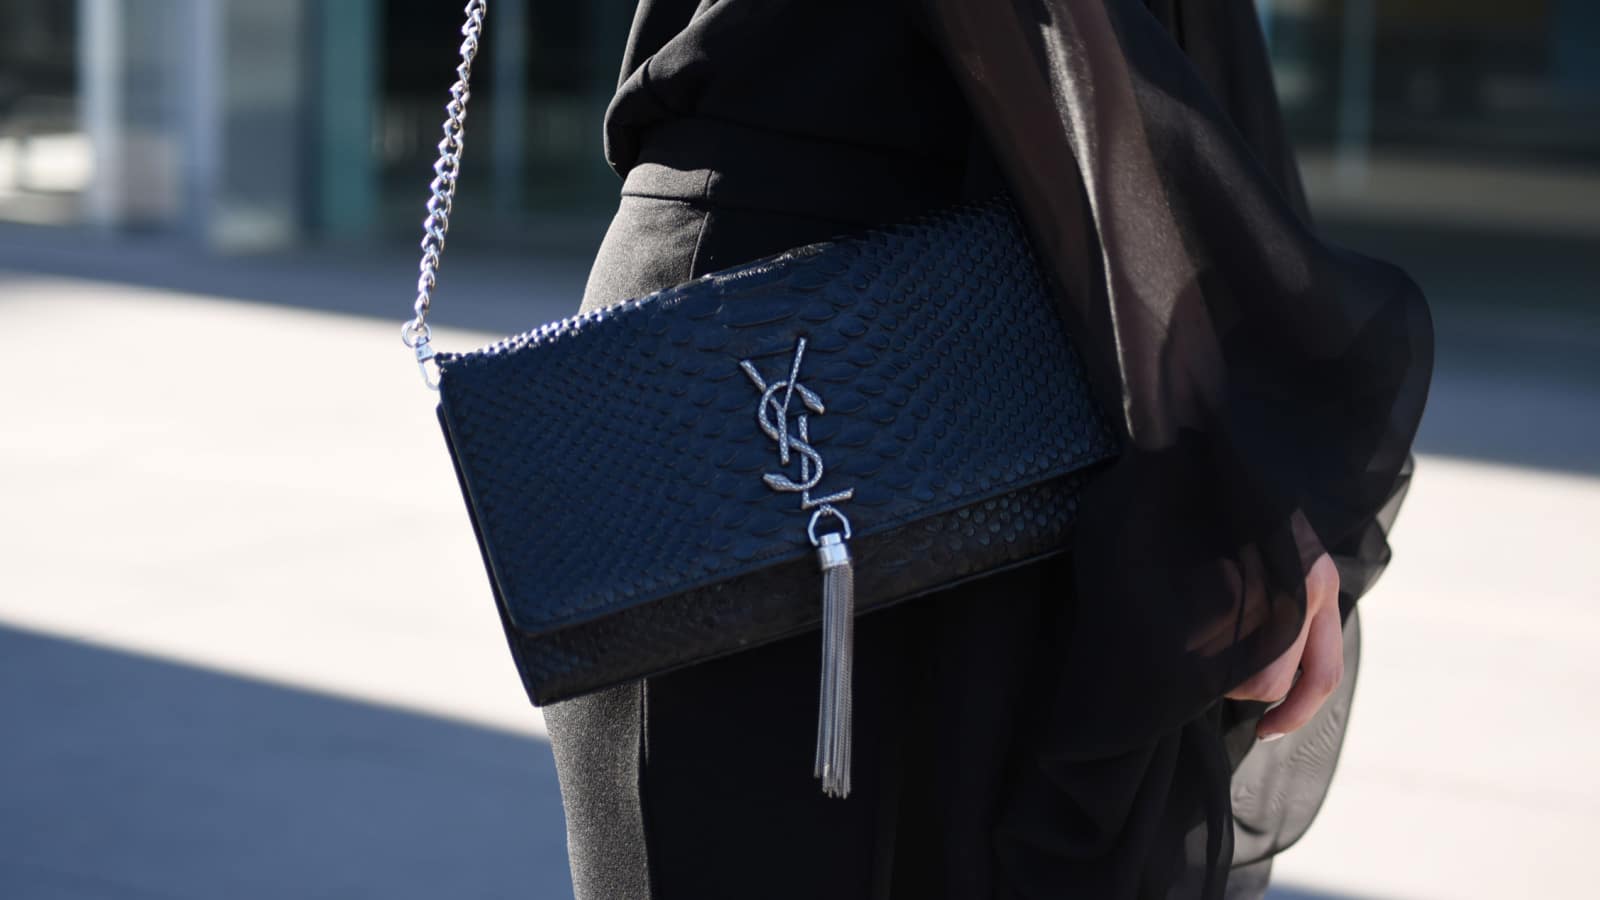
[740,337,854,538]
[743,336,859,799]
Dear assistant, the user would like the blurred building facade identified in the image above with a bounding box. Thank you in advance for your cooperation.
[0,0,630,250]
[0,0,1597,250]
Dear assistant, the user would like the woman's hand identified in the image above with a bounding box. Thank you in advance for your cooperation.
[1225,553,1343,741]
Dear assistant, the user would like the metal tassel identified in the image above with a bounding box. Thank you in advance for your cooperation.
[813,530,855,798]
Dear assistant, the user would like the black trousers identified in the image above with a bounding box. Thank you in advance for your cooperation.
[545,180,1273,898]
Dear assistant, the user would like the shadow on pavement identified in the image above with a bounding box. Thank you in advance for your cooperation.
[0,620,1403,900]
[0,624,575,900]
[0,222,595,341]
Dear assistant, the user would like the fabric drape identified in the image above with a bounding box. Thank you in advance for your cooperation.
[910,2,1432,893]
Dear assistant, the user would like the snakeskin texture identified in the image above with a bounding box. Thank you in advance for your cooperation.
[435,198,1118,706]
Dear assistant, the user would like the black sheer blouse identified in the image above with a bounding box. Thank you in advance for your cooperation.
[600,1,1434,896]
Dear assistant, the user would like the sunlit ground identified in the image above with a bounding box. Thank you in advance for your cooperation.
[1,273,1595,899]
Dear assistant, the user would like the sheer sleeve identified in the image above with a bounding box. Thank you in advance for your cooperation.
[907,0,1434,894]
[914,0,1432,751]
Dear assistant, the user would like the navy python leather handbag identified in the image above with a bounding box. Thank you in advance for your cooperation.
[401,1,1117,798]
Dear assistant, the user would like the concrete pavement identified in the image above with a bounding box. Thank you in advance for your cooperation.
[1,268,1595,899]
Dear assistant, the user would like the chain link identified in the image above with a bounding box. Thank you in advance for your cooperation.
[401,0,488,376]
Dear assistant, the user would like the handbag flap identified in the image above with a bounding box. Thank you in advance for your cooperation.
[434,199,1116,638]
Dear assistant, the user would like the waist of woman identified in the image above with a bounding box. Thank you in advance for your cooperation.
[620,115,972,227]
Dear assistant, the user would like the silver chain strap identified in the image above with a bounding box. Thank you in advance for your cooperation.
[400,0,488,390]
